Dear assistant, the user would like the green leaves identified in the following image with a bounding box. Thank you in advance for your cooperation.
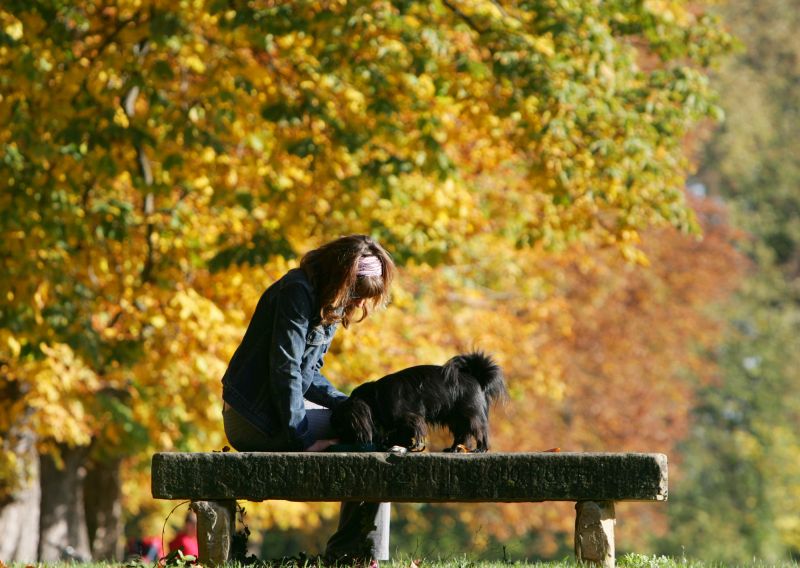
[162,548,196,567]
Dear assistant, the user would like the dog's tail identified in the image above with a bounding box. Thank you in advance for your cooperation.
[443,351,507,403]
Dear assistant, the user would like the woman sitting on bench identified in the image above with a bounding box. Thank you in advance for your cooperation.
[220,234,396,563]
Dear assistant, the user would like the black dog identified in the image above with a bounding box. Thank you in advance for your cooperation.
[330,352,506,452]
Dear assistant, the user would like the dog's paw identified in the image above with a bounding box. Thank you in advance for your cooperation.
[409,437,426,452]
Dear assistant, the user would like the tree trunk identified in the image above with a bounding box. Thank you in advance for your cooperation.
[84,457,123,560]
[0,431,40,562]
[38,445,92,561]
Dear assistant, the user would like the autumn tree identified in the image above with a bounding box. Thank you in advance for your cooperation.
[0,0,731,560]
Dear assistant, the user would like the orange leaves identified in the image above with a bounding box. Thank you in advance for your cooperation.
[0,0,737,552]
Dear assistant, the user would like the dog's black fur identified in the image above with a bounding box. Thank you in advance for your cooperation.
[330,352,506,452]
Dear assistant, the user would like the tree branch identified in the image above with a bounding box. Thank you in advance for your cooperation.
[441,0,489,35]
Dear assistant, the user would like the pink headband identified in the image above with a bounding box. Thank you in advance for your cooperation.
[357,255,383,277]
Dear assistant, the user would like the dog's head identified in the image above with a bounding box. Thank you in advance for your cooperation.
[330,397,375,444]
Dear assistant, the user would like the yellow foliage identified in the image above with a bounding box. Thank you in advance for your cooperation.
[0,0,734,551]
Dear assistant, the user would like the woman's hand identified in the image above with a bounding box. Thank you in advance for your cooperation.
[305,438,339,452]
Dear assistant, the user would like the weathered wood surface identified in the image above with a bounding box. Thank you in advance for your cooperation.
[152,452,667,503]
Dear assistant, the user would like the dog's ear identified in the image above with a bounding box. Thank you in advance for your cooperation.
[348,398,375,444]
[330,398,359,442]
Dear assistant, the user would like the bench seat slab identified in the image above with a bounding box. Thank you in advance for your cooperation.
[152,452,667,503]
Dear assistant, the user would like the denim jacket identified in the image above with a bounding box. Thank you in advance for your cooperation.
[221,268,347,450]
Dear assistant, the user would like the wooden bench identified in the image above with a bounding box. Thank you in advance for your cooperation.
[151,452,667,567]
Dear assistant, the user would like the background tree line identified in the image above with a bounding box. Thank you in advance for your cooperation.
[0,0,796,563]
[656,0,800,562]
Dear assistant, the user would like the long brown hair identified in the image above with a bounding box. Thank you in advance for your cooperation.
[300,235,395,327]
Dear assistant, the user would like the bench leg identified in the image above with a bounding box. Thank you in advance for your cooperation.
[191,500,235,566]
[574,501,615,567]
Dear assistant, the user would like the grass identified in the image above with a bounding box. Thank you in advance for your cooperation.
[5,554,800,568]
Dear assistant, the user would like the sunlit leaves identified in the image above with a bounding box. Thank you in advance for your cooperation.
[0,0,735,544]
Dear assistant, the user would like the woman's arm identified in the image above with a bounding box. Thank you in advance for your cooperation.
[306,354,348,408]
[268,281,317,450]
[305,438,339,452]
